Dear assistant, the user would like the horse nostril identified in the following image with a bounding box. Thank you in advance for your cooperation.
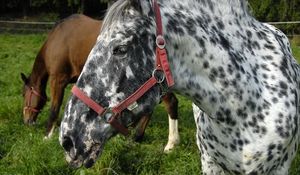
[62,136,74,153]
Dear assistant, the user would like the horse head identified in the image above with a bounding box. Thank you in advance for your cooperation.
[21,73,47,125]
[59,0,164,168]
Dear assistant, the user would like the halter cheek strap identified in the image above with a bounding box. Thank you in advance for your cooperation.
[71,0,174,136]
[24,86,47,113]
[153,0,174,87]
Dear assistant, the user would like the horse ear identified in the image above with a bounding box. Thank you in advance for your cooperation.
[21,73,28,84]
[129,0,152,16]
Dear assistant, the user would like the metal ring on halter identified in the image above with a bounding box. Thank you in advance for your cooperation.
[156,35,165,49]
[102,107,115,123]
[152,69,165,83]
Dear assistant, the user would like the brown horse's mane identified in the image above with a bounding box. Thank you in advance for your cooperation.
[54,14,80,28]
[28,38,48,93]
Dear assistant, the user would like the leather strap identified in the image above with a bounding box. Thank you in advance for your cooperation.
[24,106,40,113]
[112,76,158,114]
[156,47,174,87]
[24,86,46,113]
[153,0,174,87]
[72,86,106,115]
[71,77,158,136]
[108,115,130,136]
[153,0,163,36]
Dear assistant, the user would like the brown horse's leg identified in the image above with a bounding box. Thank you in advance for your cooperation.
[44,75,68,139]
[162,92,180,152]
[134,114,151,142]
[133,92,180,152]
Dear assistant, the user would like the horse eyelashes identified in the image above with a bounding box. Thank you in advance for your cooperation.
[112,45,128,56]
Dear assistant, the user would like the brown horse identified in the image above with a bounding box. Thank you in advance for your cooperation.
[21,14,179,150]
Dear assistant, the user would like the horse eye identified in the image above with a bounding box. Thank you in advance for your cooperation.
[112,45,128,56]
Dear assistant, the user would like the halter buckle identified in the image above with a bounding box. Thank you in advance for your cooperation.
[152,68,165,83]
[127,101,138,111]
[102,107,115,123]
[156,35,165,49]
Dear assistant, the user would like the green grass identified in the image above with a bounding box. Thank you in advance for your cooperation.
[0,33,299,175]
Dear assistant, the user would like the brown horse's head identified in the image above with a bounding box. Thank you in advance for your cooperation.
[21,73,47,125]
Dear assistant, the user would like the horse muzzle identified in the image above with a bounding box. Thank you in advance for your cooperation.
[23,108,38,125]
[61,135,103,168]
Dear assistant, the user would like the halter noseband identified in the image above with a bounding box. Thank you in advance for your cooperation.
[71,0,174,136]
[24,85,47,113]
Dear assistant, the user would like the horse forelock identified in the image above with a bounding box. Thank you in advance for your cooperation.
[101,0,133,33]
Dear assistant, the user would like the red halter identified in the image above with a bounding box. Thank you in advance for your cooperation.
[24,86,47,113]
[71,0,174,136]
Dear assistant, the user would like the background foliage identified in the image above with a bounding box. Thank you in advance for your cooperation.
[249,0,300,34]
[0,0,299,34]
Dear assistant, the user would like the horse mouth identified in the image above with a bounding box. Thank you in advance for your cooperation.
[23,111,38,125]
[23,118,37,125]
[66,143,103,168]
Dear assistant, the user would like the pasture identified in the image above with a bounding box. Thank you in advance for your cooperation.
[0,33,299,174]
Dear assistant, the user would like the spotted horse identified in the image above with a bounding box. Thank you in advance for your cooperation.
[59,0,300,174]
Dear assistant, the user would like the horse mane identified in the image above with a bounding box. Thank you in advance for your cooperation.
[101,0,130,32]
[52,14,81,29]
[213,0,250,16]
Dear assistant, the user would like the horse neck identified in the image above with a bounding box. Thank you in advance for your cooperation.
[28,45,48,93]
[160,0,252,116]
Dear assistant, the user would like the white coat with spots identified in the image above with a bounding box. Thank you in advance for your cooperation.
[59,0,299,174]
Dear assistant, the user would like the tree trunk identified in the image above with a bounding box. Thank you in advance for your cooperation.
[22,0,30,19]
[81,0,86,14]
